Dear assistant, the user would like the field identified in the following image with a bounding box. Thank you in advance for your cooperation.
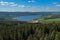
[37,18,60,23]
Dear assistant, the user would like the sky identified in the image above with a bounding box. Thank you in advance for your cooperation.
[0,0,60,12]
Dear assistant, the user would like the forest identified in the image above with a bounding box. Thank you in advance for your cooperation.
[0,21,60,40]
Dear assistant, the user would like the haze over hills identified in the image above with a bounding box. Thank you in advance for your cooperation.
[0,12,53,21]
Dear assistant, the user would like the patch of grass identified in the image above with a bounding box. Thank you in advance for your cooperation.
[37,18,60,23]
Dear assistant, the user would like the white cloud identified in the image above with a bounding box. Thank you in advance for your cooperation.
[0,1,26,7]
[0,1,8,4]
[18,5,25,8]
[0,1,9,5]
[9,2,15,4]
[28,0,35,3]
[0,1,35,8]
[0,1,18,6]
[10,4,17,6]
[56,4,60,7]
[9,2,18,6]
[53,2,60,7]
[0,3,5,5]
[28,1,31,3]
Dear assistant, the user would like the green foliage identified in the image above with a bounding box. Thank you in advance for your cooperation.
[35,13,60,23]
[0,21,60,40]
[55,32,60,40]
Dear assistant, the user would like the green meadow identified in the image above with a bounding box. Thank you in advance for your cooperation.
[35,12,60,23]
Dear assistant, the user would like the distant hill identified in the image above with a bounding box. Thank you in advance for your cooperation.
[35,12,60,23]
[0,12,52,21]
[0,12,60,21]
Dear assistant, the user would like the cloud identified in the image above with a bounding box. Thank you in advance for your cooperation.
[18,5,25,8]
[28,1,31,3]
[0,1,8,5]
[9,2,15,4]
[0,1,26,7]
[0,1,35,8]
[0,1,17,6]
[53,2,60,7]
[9,2,18,6]
[0,1,8,4]
[56,4,60,7]
[10,4,17,6]
[28,0,35,3]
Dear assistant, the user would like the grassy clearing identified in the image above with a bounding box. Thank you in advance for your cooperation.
[37,18,60,23]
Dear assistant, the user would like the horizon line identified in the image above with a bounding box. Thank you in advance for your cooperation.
[0,11,60,12]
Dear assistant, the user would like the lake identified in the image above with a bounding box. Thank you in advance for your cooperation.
[13,15,41,21]
[0,12,52,21]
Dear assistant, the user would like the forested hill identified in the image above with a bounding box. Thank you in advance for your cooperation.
[0,21,60,40]
[0,12,52,16]
[0,12,60,40]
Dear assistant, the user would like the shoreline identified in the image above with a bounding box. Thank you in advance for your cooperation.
[0,20,38,23]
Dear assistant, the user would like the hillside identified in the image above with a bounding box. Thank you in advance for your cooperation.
[35,12,60,23]
[0,21,60,40]
[0,12,60,40]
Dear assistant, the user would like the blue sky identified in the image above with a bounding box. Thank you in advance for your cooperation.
[0,0,60,12]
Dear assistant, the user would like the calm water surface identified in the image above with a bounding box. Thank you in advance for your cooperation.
[13,15,41,21]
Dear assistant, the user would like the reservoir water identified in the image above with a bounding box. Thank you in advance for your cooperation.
[13,15,41,21]
[0,12,52,21]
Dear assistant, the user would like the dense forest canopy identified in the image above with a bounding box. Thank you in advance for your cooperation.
[0,21,60,40]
